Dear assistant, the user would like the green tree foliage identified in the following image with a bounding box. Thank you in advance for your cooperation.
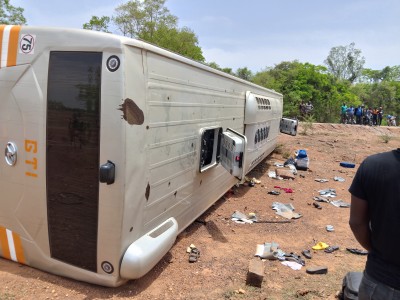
[205,61,234,75]
[324,42,365,83]
[0,0,26,25]
[253,61,357,122]
[83,16,111,33]
[236,67,253,81]
[84,0,204,62]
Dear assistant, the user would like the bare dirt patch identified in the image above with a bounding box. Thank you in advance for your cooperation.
[1,123,399,300]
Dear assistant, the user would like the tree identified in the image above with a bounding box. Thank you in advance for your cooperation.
[0,0,26,25]
[83,16,111,33]
[253,61,357,122]
[85,0,204,61]
[206,62,233,75]
[236,67,253,81]
[113,0,176,39]
[324,42,365,83]
[145,24,204,62]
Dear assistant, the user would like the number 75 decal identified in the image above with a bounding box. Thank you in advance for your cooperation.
[19,34,36,54]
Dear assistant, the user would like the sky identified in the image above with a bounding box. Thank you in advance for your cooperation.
[12,0,400,73]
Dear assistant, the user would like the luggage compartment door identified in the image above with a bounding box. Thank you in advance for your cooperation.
[280,118,298,136]
[219,128,247,181]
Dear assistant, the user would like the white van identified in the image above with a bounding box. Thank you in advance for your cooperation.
[0,25,297,286]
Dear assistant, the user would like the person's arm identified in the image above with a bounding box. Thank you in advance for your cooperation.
[349,195,372,251]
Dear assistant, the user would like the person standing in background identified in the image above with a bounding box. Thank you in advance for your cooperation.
[341,103,348,124]
[377,107,383,126]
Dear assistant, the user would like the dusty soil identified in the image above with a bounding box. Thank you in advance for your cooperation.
[1,123,399,300]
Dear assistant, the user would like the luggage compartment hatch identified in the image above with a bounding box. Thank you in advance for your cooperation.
[220,128,247,181]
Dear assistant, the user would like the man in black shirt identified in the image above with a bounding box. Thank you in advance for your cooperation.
[349,149,400,299]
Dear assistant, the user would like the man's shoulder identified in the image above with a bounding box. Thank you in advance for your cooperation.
[364,150,400,165]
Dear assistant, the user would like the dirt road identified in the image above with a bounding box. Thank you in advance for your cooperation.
[1,123,399,300]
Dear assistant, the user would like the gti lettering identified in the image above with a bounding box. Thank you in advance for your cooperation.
[25,140,38,178]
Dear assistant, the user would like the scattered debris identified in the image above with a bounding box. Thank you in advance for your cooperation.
[334,176,345,182]
[340,161,355,168]
[231,211,256,224]
[306,266,328,274]
[281,260,303,270]
[313,202,322,209]
[312,242,329,250]
[346,248,368,255]
[295,150,310,170]
[274,162,284,168]
[284,252,305,266]
[187,244,200,263]
[324,245,339,253]
[302,249,312,259]
[271,202,302,219]
[255,242,284,260]
[313,196,330,203]
[268,170,283,180]
[319,188,337,197]
[276,168,296,180]
[315,178,329,183]
[268,190,281,195]
[330,199,351,208]
[274,186,293,193]
[326,225,335,232]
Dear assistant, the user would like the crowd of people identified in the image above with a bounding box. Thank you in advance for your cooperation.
[340,103,396,126]
[299,101,314,117]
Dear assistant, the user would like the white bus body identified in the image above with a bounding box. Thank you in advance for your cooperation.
[0,25,296,286]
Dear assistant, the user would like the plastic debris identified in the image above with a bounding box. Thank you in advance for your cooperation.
[268,190,281,195]
[255,242,283,260]
[334,176,345,182]
[340,161,355,168]
[284,157,296,166]
[326,225,335,232]
[330,199,351,208]
[315,178,329,183]
[231,211,255,224]
[318,188,337,197]
[268,170,283,180]
[272,202,302,219]
[313,196,330,203]
[274,162,284,167]
[312,242,329,250]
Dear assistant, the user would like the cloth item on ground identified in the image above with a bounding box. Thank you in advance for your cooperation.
[274,186,293,193]
[281,260,303,270]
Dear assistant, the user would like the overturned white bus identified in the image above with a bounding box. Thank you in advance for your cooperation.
[0,25,297,286]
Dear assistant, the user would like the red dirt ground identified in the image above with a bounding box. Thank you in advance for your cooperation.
[1,123,399,300]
